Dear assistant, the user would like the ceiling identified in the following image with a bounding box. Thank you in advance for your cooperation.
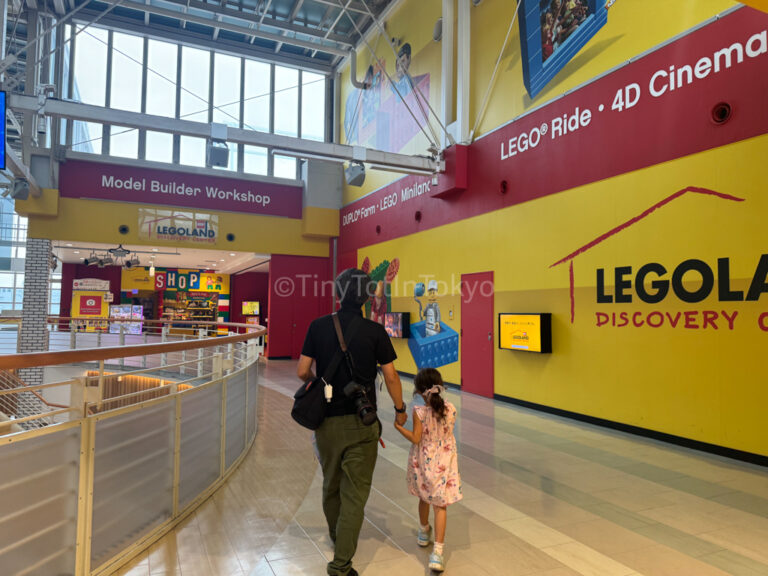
[14,0,397,71]
[52,241,270,274]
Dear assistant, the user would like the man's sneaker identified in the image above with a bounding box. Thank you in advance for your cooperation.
[417,525,432,547]
[428,551,445,572]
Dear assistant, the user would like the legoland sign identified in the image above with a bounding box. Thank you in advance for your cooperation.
[138,208,218,244]
[59,159,302,218]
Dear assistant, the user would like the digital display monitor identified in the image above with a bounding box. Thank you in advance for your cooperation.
[242,301,260,316]
[384,312,410,338]
[499,313,552,353]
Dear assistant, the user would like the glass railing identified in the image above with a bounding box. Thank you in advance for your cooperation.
[0,319,265,575]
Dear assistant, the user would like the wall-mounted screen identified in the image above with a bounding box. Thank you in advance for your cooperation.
[384,312,410,338]
[242,301,260,316]
[499,313,552,353]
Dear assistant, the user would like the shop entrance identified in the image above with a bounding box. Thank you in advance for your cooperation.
[460,271,495,398]
[55,242,269,336]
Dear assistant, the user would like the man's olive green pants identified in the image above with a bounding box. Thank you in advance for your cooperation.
[315,414,379,576]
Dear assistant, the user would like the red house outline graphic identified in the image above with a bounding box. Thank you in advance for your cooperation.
[549,186,745,323]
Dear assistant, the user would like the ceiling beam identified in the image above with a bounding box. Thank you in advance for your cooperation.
[111,0,350,56]
[275,0,305,54]
[10,93,436,172]
[76,9,335,72]
[4,145,42,198]
[311,0,369,16]
[158,0,352,46]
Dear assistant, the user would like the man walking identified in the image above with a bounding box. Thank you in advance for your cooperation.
[297,268,407,576]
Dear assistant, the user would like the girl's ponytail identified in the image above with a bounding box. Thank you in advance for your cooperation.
[414,367,447,421]
[427,389,447,421]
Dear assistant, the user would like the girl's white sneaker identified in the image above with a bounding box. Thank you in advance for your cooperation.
[428,551,445,572]
[417,525,432,547]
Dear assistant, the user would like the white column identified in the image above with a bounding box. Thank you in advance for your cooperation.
[456,0,471,144]
[17,238,52,416]
[441,0,455,148]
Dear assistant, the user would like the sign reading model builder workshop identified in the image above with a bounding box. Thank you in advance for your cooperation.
[59,159,302,218]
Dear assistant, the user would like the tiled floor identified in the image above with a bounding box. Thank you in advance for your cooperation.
[115,360,768,576]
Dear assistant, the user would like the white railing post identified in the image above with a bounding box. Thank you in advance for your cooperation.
[97,360,105,413]
[212,353,223,381]
[69,377,86,419]
[119,324,126,369]
[197,329,205,377]
[161,325,169,367]
[143,331,148,369]
[70,326,76,350]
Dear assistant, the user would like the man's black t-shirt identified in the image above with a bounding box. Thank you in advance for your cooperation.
[301,306,397,417]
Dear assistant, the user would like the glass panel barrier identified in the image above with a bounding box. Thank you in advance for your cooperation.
[178,381,222,509]
[225,369,246,471]
[90,403,175,569]
[0,425,80,576]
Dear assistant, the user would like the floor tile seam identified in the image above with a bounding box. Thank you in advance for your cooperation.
[697,549,768,576]
[255,374,768,572]
[455,397,764,498]
[539,541,643,576]
[454,413,768,523]
[694,529,768,568]
[374,439,644,576]
[292,517,332,563]
[455,441,768,574]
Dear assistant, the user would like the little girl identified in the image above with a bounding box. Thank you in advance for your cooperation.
[394,368,462,572]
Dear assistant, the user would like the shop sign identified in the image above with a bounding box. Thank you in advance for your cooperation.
[73,278,110,291]
[153,270,229,294]
[138,208,218,245]
[59,159,302,218]
[79,295,103,315]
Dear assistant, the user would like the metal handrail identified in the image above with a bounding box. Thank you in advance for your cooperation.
[1,322,265,370]
[0,335,262,576]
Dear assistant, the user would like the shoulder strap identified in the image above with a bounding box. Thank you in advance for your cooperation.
[322,313,363,383]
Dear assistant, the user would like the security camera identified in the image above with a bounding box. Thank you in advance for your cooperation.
[9,179,30,201]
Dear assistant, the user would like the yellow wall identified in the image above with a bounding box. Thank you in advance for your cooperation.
[359,134,768,456]
[337,0,738,204]
[21,195,331,257]
[470,0,736,136]
[339,0,443,204]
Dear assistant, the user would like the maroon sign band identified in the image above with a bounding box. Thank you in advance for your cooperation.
[59,159,303,219]
[340,7,768,252]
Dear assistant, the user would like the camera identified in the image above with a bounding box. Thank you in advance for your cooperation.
[343,382,377,426]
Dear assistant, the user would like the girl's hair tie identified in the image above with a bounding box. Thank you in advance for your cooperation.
[425,385,444,398]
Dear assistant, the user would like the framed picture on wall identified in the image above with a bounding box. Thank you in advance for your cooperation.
[519,0,608,99]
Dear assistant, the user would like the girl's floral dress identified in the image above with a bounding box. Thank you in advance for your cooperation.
[407,402,462,506]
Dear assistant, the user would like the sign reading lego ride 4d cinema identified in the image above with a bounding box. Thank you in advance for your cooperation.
[59,159,302,218]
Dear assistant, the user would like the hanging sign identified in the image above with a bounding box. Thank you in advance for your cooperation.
[59,159,302,218]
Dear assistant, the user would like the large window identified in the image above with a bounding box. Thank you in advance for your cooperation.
[213,53,241,171]
[274,66,299,137]
[302,71,326,141]
[146,39,178,164]
[72,27,108,154]
[64,25,327,177]
[0,212,32,313]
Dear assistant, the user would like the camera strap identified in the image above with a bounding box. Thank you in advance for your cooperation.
[332,313,363,382]
[327,313,362,385]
